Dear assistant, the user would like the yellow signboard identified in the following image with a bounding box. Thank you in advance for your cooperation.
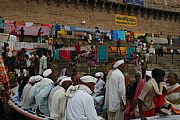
[115,14,137,27]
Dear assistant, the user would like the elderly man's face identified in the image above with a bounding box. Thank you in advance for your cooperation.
[167,74,176,85]
[62,81,72,90]
[86,82,95,92]
[72,74,82,85]
[119,63,125,72]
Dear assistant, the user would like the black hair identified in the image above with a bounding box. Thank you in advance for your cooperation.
[152,68,165,80]
[42,50,47,55]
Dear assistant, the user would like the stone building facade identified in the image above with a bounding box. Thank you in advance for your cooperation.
[0,0,180,36]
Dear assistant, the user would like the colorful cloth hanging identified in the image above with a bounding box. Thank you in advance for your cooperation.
[59,50,70,60]
[112,30,118,41]
[118,30,125,40]
[126,47,135,60]
[98,45,108,62]
[55,24,61,31]
[53,49,59,60]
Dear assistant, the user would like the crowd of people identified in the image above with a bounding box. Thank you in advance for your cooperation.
[0,44,180,120]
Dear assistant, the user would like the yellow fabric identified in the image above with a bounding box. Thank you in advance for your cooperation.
[108,46,126,53]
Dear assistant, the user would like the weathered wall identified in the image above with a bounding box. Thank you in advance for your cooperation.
[0,0,180,35]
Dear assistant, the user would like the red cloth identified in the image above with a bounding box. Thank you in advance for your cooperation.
[130,32,135,36]
[143,95,165,117]
[153,95,165,108]
[127,80,145,119]
[59,50,70,60]
[75,44,80,54]
[143,108,155,117]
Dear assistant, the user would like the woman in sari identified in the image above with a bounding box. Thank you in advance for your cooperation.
[125,71,145,119]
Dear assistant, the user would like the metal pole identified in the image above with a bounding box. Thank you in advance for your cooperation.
[172,52,174,63]
[171,49,174,63]
[156,50,158,64]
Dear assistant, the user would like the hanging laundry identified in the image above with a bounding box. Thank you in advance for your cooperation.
[112,30,118,41]
[55,24,61,31]
[53,49,60,60]
[98,45,108,62]
[126,47,135,61]
[118,30,125,40]
[64,26,71,31]
[70,26,75,31]
[59,50,70,60]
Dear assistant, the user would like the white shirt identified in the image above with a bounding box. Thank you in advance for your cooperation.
[48,85,61,112]
[50,86,67,120]
[104,69,126,112]
[65,85,99,120]
[21,83,32,108]
[39,55,47,74]
[94,79,105,94]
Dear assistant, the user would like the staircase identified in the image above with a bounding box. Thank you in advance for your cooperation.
[149,54,180,81]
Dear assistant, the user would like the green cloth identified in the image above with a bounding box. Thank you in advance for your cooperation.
[0,17,4,29]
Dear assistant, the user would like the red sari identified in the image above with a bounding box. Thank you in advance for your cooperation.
[143,95,165,117]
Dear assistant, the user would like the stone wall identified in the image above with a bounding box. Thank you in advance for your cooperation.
[0,0,180,35]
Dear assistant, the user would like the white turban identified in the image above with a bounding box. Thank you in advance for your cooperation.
[80,76,97,84]
[100,72,104,79]
[113,59,124,69]
[57,76,68,83]
[146,71,152,78]
[95,72,101,77]
[59,77,72,86]
[95,72,104,79]
[29,75,43,83]
[43,69,52,77]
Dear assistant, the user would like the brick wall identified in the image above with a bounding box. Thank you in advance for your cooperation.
[0,0,180,36]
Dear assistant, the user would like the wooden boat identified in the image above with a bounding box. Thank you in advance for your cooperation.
[8,86,54,120]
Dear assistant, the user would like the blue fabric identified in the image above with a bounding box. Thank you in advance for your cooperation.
[98,46,108,62]
[53,49,59,60]
[112,30,118,41]
[65,26,71,31]
[126,47,135,60]
[118,30,125,40]
[70,26,75,31]
[55,24,61,31]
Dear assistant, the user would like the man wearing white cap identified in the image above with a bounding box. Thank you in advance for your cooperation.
[28,69,54,116]
[145,71,152,81]
[50,77,72,120]
[65,75,99,120]
[94,72,105,96]
[48,76,68,112]
[105,59,126,120]
[21,75,43,108]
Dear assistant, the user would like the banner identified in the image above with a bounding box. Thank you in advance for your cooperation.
[115,14,137,27]
[123,0,144,6]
